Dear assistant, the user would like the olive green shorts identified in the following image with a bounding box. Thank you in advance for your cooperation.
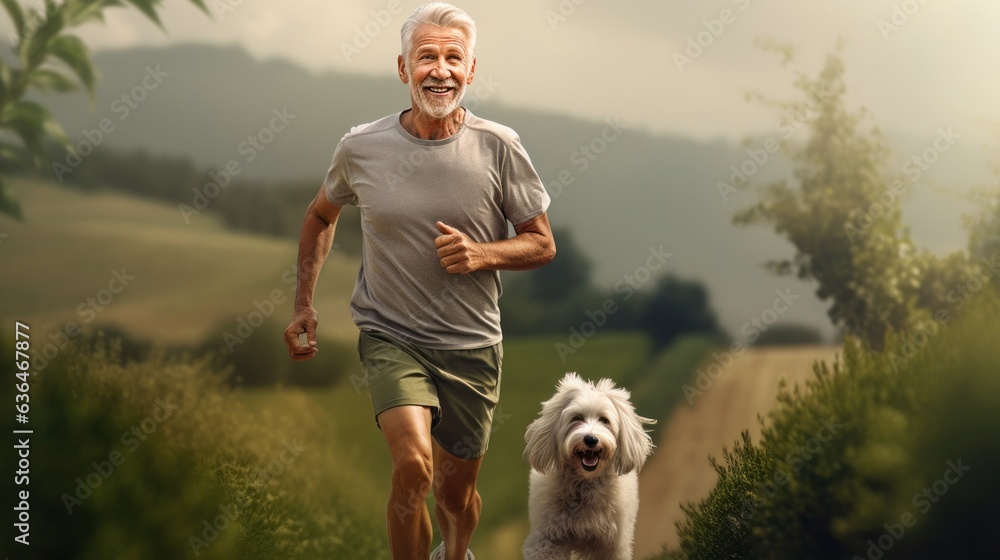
[358,329,503,460]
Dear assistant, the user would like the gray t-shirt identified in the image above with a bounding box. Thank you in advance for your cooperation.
[324,109,551,349]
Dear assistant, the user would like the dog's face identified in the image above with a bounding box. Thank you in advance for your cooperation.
[524,373,656,478]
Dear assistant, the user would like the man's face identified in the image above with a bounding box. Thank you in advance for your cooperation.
[398,24,476,119]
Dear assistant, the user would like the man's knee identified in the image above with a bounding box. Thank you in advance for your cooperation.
[434,477,479,514]
[392,449,434,498]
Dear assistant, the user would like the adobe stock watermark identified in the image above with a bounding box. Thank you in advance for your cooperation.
[682,287,801,404]
[6,0,55,54]
[546,117,628,200]
[51,65,169,183]
[210,0,248,20]
[544,0,594,31]
[878,0,933,41]
[672,0,753,73]
[717,83,835,202]
[554,244,673,362]
[178,107,296,223]
[729,418,844,529]
[852,458,970,560]
[886,254,998,372]
[33,267,137,372]
[60,397,180,514]
[189,439,305,557]
[843,127,959,244]
[341,0,404,62]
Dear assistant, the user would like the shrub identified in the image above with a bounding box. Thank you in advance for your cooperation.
[752,323,824,346]
[3,336,386,559]
[658,294,1000,560]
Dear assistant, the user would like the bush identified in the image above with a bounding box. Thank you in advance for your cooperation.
[2,336,386,559]
[199,318,360,387]
[752,323,824,346]
[658,294,1000,560]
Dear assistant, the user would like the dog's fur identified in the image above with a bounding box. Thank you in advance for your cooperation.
[522,373,656,560]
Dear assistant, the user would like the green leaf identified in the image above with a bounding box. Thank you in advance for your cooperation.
[0,0,25,37]
[48,34,97,96]
[2,99,68,165]
[18,4,65,70]
[0,139,31,172]
[28,68,79,93]
[62,0,121,27]
[0,176,24,221]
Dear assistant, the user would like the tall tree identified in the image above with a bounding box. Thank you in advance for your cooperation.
[734,45,974,350]
[0,0,209,219]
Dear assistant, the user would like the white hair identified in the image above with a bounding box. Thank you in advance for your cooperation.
[400,2,477,60]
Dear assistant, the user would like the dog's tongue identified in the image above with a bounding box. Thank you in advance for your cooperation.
[582,451,599,467]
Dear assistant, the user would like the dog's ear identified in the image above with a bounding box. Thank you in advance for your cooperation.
[524,376,577,474]
[607,386,657,475]
[524,407,560,474]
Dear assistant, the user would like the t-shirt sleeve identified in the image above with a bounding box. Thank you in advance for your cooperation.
[323,140,357,207]
[501,134,551,225]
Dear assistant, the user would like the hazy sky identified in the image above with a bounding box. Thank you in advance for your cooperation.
[12,0,995,144]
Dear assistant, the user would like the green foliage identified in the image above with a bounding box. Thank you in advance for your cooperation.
[734,48,977,350]
[525,227,593,301]
[198,317,359,387]
[656,295,1000,560]
[640,275,723,350]
[753,323,823,346]
[2,335,387,559]
[0,0,209,219]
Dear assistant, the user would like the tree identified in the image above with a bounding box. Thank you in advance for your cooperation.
[640,275,721,350]
[0,0,209,219]
[734,44,975,350]
[524,227,592,302]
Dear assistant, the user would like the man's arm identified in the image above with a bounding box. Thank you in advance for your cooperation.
[283,188,344,360]
[435,212,556,274]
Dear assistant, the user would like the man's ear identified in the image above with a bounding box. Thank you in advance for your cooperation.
[466,55,477,84]
[398,54,409,84]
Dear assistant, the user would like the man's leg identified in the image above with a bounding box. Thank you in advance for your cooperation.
[432,441,483,560]
[379,405,436,560]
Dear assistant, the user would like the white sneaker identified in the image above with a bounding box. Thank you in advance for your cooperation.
[429,542,475,560]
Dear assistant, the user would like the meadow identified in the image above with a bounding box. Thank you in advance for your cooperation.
[1,179,716,559]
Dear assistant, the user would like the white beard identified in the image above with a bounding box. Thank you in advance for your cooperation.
[410,76,466,119]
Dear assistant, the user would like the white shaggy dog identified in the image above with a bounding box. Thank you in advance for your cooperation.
[522,373,656,560]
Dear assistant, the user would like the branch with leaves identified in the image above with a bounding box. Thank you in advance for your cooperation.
[0,0,209,219]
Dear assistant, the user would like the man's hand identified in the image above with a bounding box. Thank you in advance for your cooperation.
[284,306,319,361]
[435,221,489,274]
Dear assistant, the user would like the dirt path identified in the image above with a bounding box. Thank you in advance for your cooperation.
[634,345,842,558]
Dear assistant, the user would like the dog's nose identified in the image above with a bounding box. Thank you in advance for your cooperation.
[584,435,599,448]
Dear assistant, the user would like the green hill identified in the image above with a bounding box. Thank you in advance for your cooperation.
[0,178,358,346]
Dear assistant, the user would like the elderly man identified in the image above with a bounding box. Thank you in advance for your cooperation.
[283,3,554,559]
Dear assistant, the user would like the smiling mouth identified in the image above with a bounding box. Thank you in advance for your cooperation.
[576,449,601,472]
[425,86,453,94]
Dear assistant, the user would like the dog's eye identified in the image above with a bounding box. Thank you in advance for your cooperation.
[599,416,610,424]
[571,415,584,423]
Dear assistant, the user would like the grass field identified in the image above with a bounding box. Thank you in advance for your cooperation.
[0,179,358,345]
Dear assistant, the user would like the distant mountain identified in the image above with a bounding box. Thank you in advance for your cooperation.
[36,43,992,342]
